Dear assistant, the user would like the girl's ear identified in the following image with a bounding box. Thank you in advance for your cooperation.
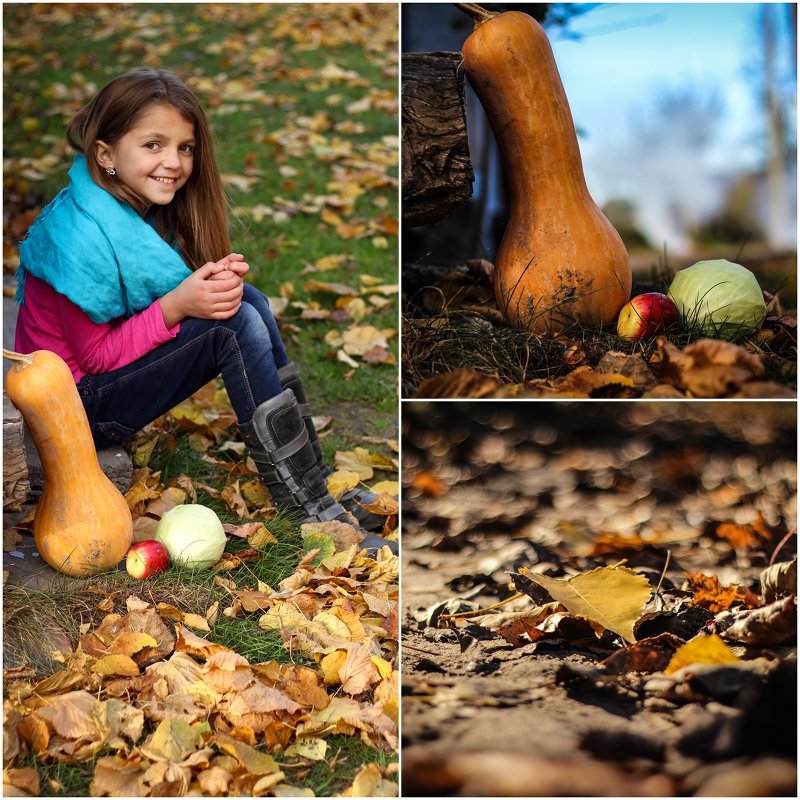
[94,140,115,171]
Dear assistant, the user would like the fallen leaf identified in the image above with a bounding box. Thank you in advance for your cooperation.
[518,566,651,643]
[342,762,398,797]
[722,595,797,646]
[665,634,740,673]
[760,559,797,603]
[416,369,501,399]
[286,736,328,761]
[139,717,209,762]
[655,337,765,397]
[92,655,141,677]
[683,571,760,612]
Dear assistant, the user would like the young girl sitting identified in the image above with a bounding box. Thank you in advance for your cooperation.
[14,68,394,553]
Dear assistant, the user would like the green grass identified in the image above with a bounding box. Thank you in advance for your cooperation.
[15,754,98,798]
[282,736,397,796]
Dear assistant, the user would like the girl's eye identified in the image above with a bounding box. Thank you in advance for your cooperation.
[179,144,195,154]
[144,142,160,151]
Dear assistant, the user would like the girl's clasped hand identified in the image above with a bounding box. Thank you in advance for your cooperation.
[14,67,395,553]
[160,253,249,326]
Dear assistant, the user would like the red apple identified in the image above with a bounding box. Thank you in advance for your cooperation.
[126,540,169,579]
[616,292,679,340]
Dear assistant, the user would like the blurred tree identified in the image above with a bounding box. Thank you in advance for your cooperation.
[602,199,652,250]
[759,4,796,249]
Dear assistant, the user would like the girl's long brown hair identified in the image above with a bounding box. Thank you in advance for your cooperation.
[67,68,230,269]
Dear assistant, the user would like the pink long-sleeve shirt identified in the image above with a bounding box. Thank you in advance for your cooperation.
[15,274,181,383]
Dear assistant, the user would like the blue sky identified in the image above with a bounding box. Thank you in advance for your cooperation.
[546,2,796,250]
[551,3,770,169]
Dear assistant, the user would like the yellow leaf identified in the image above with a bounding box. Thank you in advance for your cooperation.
[334,447,395,480]
[344,297,367,322]
[286,737,328,761]
[304,278,358,296]
[370,480,399,496]
[665,634,740,674]
[259,604,309,633]
[519,566,651,643]
[107,632,158,657]
[249,526,279,547]
[342,763,398,797]
[314,254,350,271]
[91,655,140,676]
[312,610,352,640]
[340,325,390,356]
[216,733,279,775]
[181,613,211,632]
[240,480,271,508]
[169,403,209,427]
[337,349,360,369]
[371,656,393,680]
[327,470,362,500]
[253,772,287,794]
[320,650,348,686]
[140,718,208,762]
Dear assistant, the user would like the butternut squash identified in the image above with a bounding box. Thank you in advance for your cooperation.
[3,349,132,577]
[458,3,632,333]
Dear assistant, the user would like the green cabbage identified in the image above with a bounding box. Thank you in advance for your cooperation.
[667,259,766,339]
[155,504,226,568]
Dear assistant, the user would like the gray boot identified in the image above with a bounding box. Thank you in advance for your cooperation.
[239,389,397,555]
[277,362,327,474]
[277,362,387,532]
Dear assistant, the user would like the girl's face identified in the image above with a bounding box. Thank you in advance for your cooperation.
[95,104,195,207]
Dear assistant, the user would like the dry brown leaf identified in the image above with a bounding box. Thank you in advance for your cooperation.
[714,514,772,549]
[415,368,501,399]
[723,595,797,646]
[683,571,760,612]
[408,471,447,497]
[3,767,41,796]
[655,337,765,397]
[340,644,380,695]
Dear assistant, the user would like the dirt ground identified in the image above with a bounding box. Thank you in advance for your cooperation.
[400,402,797,797]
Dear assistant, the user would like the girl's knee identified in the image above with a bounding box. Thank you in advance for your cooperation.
[224,304,272,348]
[242,283,267,304]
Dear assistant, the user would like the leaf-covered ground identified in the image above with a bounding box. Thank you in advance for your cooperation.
[401,259,796,400]
[3,4,399,796]
[401,402,796,797]
[4,2,399,418]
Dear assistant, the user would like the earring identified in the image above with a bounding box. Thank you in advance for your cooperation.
[106,168,116,176]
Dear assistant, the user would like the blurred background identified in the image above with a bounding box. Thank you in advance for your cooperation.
[402,2,797,304]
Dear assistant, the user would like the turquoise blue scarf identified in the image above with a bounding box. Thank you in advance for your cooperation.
[16,155,191,323]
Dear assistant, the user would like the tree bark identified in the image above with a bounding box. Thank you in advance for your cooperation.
[402,51,474,227]
[3,393,29,510]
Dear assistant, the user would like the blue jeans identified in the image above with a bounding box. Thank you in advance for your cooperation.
[78,284,289,448]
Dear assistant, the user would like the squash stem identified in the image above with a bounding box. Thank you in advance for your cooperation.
[3,348,32,367]
[455,3,497,28]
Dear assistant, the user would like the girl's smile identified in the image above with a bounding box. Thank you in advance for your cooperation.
[96,104,195,207]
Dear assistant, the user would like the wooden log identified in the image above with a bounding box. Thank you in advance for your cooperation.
[402,51,474,227]
[3,392,30,510]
